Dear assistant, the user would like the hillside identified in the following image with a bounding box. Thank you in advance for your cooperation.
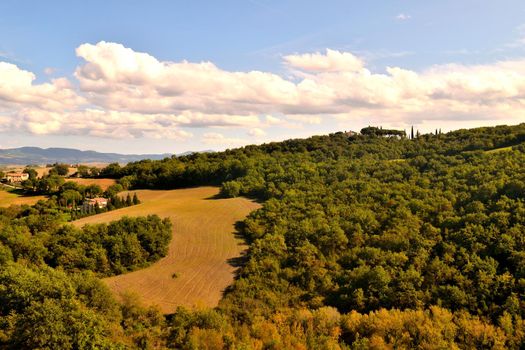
[2,123,525,348]
[0,146,174,165]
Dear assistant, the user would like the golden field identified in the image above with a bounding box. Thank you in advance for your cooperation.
[0,189,46,207]
[73,187,260,313]
[66,178,116,190]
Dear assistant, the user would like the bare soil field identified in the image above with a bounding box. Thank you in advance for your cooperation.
[73,187,260,313]
[66,178,116,190]
[0,189,46,207]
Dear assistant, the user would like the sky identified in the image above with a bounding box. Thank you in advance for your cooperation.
[1,1,525,154]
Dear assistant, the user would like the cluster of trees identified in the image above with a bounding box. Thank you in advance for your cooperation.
[163,305,516,349]
[42,163,100,177]
[75,164,103,177]
[3,123,525,348]
[0,203,172,348]
[360,126,406,137]
[0,263,167,348]
[0,210,171,276]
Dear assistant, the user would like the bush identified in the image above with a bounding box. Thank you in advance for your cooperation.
[220,181,241,198]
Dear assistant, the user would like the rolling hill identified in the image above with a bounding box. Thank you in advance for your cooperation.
[0,147,213,165]
[0,147,172,165]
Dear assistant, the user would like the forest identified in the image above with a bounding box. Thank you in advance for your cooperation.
[2,123,525,349]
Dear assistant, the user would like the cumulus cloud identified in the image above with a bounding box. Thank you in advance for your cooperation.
[284,49,364,73]
[2,41,525,143]
[0,62,82,111]
[74,41,298,115]
[6,108,194,139]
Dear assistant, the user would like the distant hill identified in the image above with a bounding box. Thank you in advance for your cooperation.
[0,147,175,165]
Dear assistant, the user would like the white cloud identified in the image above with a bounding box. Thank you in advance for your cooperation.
[396,13,411,21]
[284,49,364,73]
[1,41,525,143]
[248,127,266,137]
[7,108,194,139]
[74,41,298,115]
[0,62,82,110]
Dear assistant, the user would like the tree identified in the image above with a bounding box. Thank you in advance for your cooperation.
[85,184,103,198]
[89,167,101,177]
[76,165,90,177]
[52,163,70,176]
[132,193,140,205]
[105,184,123,198]
[21,179,35,192]
[100,163,122,178]
[23,167,38,180]
[59,190,83,207]
[37,175,65,193]
[220,181,241,197]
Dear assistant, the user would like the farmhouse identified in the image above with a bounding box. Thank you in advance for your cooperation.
[84,197,108,208]
[5,172,29,183]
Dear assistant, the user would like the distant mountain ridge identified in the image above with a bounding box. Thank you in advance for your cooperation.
[0,147,175,165]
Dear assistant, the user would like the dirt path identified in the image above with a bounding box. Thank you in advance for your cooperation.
[73,187,260,313]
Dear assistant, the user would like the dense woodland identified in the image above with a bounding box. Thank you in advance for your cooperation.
[2,124,525,348]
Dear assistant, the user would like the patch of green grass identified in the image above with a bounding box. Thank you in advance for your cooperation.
[485,146,513,154]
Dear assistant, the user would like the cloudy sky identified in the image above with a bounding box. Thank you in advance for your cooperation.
[1,1,525,154]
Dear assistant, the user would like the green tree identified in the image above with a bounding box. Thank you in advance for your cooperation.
[220,180,241,197]
[23,167,38,180]
[76,165,90,177]
[52,163,70,176]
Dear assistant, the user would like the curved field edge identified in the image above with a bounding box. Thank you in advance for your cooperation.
[0,189,47,207]
[72,186,260,313]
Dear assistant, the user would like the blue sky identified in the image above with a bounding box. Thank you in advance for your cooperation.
[1,1,525,153]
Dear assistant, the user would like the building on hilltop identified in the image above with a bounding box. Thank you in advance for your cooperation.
[5,172,29,183]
